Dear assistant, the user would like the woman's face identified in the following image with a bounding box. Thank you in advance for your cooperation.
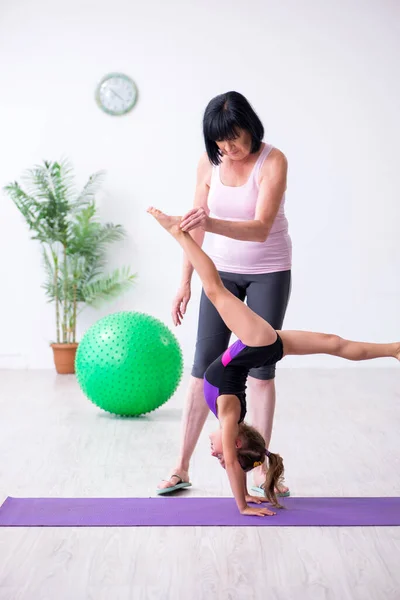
[216,128,252,161]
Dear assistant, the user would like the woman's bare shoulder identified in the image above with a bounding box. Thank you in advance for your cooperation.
[261,146,288,177]
[197,151,213,185]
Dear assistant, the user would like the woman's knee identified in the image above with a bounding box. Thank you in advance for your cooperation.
[192,351,219,378]
[248,364,276,382]
[191,362,207,379]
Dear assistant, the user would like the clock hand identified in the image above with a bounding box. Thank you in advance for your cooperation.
[109,88,124,101]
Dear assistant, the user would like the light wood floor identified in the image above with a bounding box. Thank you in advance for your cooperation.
[0,368,399,600]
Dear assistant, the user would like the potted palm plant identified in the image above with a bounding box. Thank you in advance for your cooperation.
[4,160,136,374]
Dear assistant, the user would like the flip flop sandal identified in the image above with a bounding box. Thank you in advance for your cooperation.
[251,485,291,498]
[156,475,192,495]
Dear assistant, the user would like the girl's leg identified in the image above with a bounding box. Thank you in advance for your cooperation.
[147,208,277,347]
[279,330,400,361]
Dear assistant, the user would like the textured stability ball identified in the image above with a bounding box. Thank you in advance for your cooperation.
[75,311,183,416]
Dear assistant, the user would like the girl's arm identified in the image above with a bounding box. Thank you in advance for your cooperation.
[220,415,248,513]
[220,414,275,517]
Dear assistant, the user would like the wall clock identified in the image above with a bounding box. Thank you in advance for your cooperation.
[96,73,138,116]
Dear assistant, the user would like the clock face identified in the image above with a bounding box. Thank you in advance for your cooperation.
[96,73,138,116]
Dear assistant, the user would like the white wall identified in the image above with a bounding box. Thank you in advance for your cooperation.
[0,0,399,369]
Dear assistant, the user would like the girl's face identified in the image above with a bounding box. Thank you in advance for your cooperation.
[209,429,242,469]
[215,128,252,161]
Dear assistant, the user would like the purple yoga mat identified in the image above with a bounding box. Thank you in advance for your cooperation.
[1,497,400,527]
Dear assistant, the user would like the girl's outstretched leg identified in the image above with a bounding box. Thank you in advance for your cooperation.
[147,207,225,295]
[147,207,277,347]
[279,330,400,362]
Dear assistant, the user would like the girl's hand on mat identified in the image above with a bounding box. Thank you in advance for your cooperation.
[171,283,191,326]
[245,494,270,505]
[180,207,210,233]
[240,505,276,517]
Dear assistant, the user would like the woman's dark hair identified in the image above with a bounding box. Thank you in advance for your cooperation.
[237,423,285,509]
[203,91,264,166]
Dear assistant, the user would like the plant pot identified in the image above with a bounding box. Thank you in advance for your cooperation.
[51,343,78,374]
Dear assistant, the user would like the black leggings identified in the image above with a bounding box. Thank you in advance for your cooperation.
[191,269,291,381]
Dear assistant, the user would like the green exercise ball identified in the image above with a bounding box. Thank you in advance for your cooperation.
[75,311,183,416]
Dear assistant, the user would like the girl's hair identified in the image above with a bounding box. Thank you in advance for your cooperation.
[203,91,264,166]
[237,422,285,509]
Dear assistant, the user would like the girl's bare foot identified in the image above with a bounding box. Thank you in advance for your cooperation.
[394,343,400,361]
[147,207,182,235]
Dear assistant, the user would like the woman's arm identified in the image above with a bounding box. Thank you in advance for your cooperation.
[171,153,211,326]
[180,149,288,243]
[180,153,211,285]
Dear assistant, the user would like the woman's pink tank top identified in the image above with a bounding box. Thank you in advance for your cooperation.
[205,143,292,274]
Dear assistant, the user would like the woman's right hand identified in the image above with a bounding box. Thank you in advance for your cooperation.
[171,282,191,326]
[240,505,276,517]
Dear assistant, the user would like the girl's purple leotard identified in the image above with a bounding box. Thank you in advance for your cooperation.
[203,334,284,423]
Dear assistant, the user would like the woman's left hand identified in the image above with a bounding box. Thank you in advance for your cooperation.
[245,494,270,505]
[180,207,210,232]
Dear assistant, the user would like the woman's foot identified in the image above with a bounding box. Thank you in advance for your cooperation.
[157,470,191,492]
[253,467,289,495]
[147,207,182,235]
[394,343,400,361]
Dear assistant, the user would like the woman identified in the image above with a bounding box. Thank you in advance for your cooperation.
[157,91,292,496]
[149,206,400,515]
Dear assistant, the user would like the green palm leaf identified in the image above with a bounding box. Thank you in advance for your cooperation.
[82,267,136,308]
[73,170,105,210]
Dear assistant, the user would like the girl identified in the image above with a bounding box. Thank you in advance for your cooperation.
[147,207,400,518]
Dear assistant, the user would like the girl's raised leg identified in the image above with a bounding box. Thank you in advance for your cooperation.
[147,207,277,347]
